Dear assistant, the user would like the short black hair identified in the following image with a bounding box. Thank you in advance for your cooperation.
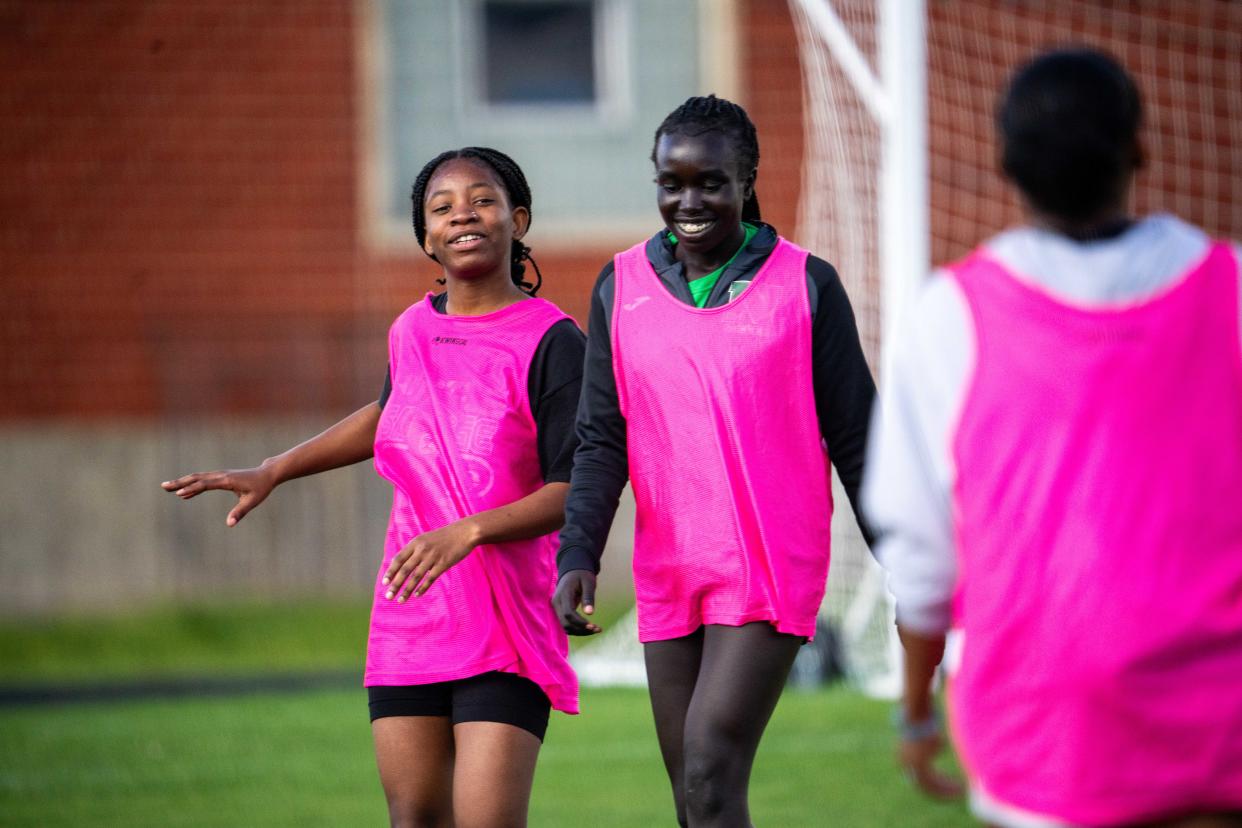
[651,94,762,222]
[998,48,1143,222]
[410,147,542,295]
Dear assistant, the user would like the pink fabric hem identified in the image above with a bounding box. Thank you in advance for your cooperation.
[363,652,516,688]
[638,613,817,644]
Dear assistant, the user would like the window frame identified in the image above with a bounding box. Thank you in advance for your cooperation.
[454,0,634,131]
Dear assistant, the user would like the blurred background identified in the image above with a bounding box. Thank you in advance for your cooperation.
[1,1,1239,825]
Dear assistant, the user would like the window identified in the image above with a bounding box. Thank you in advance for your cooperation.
[482,1,596,105]
[465,0,623,122]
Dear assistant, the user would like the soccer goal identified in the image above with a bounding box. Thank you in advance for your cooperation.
[787,0,928,699]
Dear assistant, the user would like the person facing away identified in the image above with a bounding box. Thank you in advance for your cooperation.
[554,93,877,827]
[163,146,585,828]
[865,48,1242,828]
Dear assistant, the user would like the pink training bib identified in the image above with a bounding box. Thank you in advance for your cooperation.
[948,244,1242,824]
[611,238,833,643]
[367,294,579,714]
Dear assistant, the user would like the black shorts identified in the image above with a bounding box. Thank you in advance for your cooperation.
[367,671,552,741]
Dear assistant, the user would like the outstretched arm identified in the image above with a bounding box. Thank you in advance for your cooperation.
[161,401,381,526]
[383,482,570,601]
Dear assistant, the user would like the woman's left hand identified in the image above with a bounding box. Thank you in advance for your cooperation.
[898,731,964,800]
[382,519,481,601]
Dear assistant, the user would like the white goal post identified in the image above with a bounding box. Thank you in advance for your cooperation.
[788,0,928,698]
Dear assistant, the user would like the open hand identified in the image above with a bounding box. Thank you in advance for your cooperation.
[161,466,276,527]
[382,519,479,601]
[898,732,964,800]
[553,570,601,635]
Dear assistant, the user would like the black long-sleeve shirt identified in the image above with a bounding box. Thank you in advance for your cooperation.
[556,223,877,578]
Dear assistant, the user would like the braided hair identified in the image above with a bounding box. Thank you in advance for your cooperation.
[410,146,543,295]
[651,94,762,222]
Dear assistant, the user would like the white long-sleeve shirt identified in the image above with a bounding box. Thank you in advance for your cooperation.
[863,214,1242,635]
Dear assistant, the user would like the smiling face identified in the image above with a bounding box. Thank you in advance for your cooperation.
[654,131,755,269]
[421,157,529,283]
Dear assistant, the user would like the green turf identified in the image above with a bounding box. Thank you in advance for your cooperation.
[0,600,633,684]
[0,685,967,827]
[539,686,968,827]
[0,602,967,825]
[0,601,371,682]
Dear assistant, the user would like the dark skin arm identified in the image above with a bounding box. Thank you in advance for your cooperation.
[382,482,570,601]
[897,625,965,800]
[161,401,380,526]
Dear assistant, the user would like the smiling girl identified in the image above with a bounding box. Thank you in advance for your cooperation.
[164,147,582,828]
[553,95,876,826]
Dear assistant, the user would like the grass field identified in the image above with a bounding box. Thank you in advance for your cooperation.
[0,603,968,826]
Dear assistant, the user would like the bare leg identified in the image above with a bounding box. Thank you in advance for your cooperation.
[644,626,706,827]
[681,622,803,828]
[372,716,455,828]
[451,721,542,828]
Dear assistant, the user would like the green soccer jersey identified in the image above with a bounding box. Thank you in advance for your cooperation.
[667,222,759,308]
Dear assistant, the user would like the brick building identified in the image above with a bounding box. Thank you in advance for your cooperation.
[2,0,1238,613]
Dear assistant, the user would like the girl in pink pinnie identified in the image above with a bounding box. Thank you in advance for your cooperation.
[554,95,876,827]
[165,147,582,828]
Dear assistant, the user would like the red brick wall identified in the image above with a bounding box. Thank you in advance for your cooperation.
[0,1,631,420]
[742,0,805,239]
[2,2,364,418]
[5,1,1238,421]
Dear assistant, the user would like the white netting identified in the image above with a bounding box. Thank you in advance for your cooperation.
[791,0,898,699]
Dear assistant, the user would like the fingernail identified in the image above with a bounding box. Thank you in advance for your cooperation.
[385,590,394,599]
[382,577,390,585]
